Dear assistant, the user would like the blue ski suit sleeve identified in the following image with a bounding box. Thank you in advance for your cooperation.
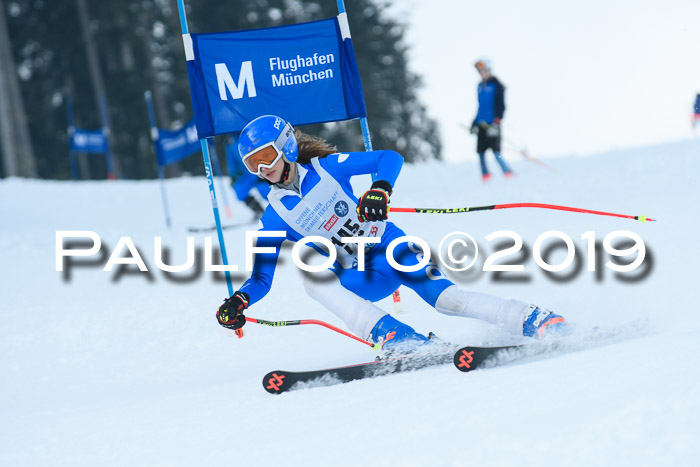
[323,149,403,188]
[237,150,404,306]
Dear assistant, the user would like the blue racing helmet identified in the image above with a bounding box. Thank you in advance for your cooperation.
[238,115,298,175]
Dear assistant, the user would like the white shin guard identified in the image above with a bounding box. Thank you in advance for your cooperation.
[434,285,530,336]
[303,271,387,340]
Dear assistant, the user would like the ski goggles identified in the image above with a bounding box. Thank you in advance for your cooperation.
[241,122,294,175]
[474,60,489,70]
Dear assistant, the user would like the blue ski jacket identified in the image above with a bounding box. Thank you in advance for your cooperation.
[475,77,506,125]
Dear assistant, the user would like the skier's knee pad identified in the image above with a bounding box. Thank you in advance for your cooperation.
[303,272,386,338]
[435,285,531,335]
[302,270,337,301]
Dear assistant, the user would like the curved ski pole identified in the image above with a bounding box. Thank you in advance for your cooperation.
[391,203,656,223]
[502,143,558,173]
[459,122,557,172]
[244,316,379,349]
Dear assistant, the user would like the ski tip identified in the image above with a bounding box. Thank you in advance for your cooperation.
[453,345,525,372]
[453,347,478,372]
[263,371,288,395]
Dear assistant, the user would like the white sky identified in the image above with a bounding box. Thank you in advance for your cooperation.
[388,0,700,161]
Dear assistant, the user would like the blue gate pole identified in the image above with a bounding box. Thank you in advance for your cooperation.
[176,0,234,296]
[144,90,172,228]
[336,0,374,154]
[98,93,115,179]
[208,140,233,219]
[337,0,402,312]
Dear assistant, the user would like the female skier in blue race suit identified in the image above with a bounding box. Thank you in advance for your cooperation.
[216,115,567,348]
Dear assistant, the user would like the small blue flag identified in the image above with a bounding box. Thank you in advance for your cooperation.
[154,119,201,166]
[69,129,108,154]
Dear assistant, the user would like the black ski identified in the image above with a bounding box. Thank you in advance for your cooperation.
[452,320,649,372]
[263,347,456,394]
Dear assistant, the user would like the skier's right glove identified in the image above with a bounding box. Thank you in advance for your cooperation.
[470,121,479,135]
[357,180,392,222]
[216,291,249,330]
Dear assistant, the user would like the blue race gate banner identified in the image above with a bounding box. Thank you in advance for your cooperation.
[69,129,108,154]
[184,16,367,137]
[154,118,200,166]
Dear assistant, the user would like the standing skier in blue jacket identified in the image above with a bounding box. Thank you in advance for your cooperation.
[470,59,513,182]
[216,115,566,349]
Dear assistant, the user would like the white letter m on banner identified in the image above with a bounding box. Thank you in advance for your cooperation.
[215,61,257,100]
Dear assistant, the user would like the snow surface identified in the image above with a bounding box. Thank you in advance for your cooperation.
[2,140,700,466]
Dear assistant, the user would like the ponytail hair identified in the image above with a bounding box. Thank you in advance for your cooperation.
[295,130,337,164]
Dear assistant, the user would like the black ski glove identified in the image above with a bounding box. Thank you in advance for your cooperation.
[357,180,392,222]
[216,291,249,330]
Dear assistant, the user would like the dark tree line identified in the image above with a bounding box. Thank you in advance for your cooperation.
[3,0,441,180]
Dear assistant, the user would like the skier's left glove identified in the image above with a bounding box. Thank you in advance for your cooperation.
[216,291,249,330]
[357,180,392,222]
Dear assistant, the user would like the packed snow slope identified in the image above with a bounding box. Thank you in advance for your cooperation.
[2,139,699,466]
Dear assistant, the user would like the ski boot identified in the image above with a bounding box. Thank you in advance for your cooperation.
[522,305,569,339]
[370,314,429,352]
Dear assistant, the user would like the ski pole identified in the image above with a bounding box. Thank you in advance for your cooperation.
[460,122,558,173]
[502,142,558,173]
[243,316,380,349]
[491,127,557,173]
[391,203,656,223]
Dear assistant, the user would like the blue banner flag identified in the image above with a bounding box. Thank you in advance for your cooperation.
[184,16,367,137]
[69,128,108,154]
[154,118,201,166]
